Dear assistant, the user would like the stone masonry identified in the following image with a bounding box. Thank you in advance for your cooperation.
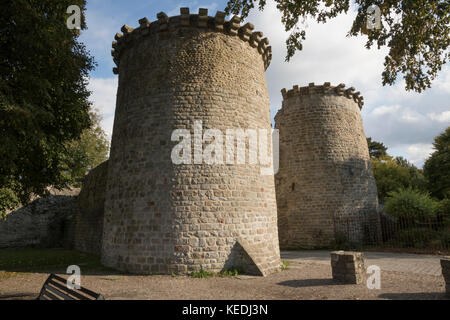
[102,8,281,275]
[0,188,79,249]
[74,160,108,255]
[441,257,450,296]
[331,251,366,284]
[275,83,380,249]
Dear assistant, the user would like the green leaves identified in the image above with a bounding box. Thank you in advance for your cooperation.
[367,137,388,159]
[385,187,437,220]
[0,188,20,220]
[225,0,449,92]
[424,127,450,200]
[0,0,95,204]
[62,109,110,187]
[371,157,426,202]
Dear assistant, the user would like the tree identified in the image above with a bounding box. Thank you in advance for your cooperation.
[0,188,20,220]
[62,109,110,187]
[0,0,95,204]
[371,156,426,202]
[424,127,450,200]
[367,137,387,159]
[225,0,449,92]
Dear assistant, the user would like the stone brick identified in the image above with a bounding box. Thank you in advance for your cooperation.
[73,160,108,254]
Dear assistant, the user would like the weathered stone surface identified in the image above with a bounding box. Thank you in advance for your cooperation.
[0,188,79,249]
[331,251,365,284]
[441,257,450,296]
[275,83,380,249]
[73,160,108,255]
[102,9,281,275]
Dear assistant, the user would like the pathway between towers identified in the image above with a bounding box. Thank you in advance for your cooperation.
[281,250,444,276]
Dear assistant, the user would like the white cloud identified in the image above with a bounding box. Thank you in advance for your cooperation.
[400,109,424,124]
[388,143,434,168]
[371,105,401,116]
[245,1,449,167]
[427,111,450,123]
[87,77,118,140]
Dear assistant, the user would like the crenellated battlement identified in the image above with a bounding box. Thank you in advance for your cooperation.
[111,8,272,75]
[281,82,364,109]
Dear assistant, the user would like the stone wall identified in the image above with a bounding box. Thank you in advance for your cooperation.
[275,83,380,249]
[73,160,108,255]
[102,8,281,275]
[0,188,79,249]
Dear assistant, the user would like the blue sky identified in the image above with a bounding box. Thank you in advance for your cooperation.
[80,0,449,167]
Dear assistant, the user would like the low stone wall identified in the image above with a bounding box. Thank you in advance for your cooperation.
[73,161,108,255]
[0,188,79,249]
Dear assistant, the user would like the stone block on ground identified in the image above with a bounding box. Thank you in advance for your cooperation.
[441,257,450,296]
[331,251,365,284]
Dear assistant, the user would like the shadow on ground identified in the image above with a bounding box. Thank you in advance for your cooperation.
[0,293,36,300]
[277,278,346,288]
[379,292,449,300]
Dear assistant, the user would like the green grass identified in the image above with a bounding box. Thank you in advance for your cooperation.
[190,268,241,278]
[281,260,290,270]
[0,271,21,280]
[190,268,212,278]
[0,248,111,273]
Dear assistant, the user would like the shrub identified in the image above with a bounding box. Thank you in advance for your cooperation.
[0,188,20,220]
[190,268,212,278]
[384,188,437,222]
[436,199,450,227]
[437,230,450,248]
[391,228,436,248]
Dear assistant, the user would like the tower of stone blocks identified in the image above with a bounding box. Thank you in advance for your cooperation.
[274,83,380,249]
[102,8,281,275]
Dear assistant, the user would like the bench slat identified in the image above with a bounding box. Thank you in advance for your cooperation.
[50,274,100,299]
[47,279,90,300]
[41,289,61,300]
[44,284,74,300]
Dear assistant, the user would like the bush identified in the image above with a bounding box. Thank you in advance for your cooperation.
[437,230,450,248]
[436,199,450,227]
[384,188,437,221]
[391,228,436,248]
[0,188,20,220]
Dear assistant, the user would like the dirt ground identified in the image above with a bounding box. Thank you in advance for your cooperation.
[0,262,447,300]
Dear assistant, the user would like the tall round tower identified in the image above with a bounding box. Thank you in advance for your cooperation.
[275,83,380,249]
[102,8,281,275]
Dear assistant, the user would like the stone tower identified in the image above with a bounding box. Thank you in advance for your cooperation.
[102,8,281,275]
[274,83,380,249]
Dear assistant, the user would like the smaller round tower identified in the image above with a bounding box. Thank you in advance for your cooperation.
[275,82,380,249]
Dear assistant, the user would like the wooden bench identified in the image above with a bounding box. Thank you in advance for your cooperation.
[37,274,104,300]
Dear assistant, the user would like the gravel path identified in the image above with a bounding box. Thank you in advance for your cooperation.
[0,259,447,300]
[281,250,444,276]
